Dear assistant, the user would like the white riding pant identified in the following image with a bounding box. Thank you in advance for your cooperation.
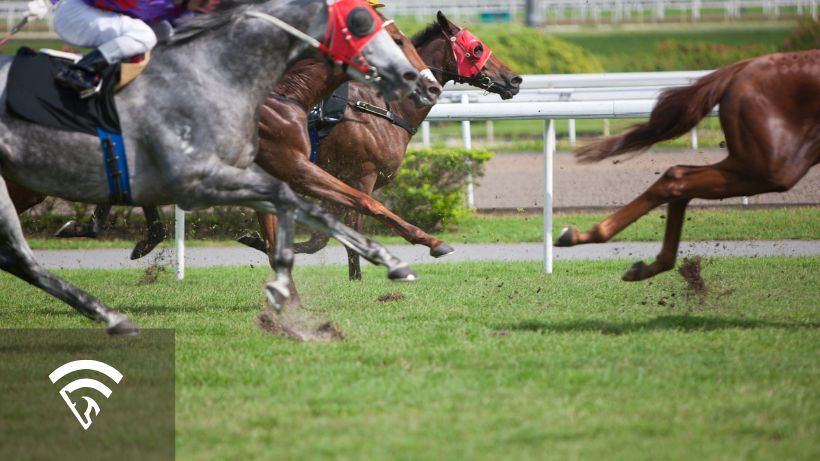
[53,0,157,64]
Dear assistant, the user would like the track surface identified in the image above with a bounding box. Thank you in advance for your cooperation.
[33,240,820,270]
[476,149,820,210]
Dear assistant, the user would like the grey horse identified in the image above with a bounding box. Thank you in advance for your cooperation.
[0,0,420,335]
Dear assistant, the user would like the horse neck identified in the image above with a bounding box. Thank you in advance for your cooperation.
[142,2,322,113]
[272,59,351,107]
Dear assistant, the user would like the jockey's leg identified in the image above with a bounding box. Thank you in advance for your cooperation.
[53,0,157,95]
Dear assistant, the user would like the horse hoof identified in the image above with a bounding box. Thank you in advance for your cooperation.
[388,265,419,282]
[555,226,576,247]
[622,261,647,282]
[264,281,291,311]
[54,221,80,238]
[106,317,140,336]
[130,240,161,260]
[237,233,267,254]
[430,243,455,258]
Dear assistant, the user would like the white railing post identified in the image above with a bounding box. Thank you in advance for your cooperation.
[690,127,699,150]
[421,120,431,148]
[543,119,555,275]
[461,94,475,209]
[175,205,185,280]
[568,118,577,146]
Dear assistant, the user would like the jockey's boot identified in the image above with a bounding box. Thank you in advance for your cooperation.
[55,49,110,98]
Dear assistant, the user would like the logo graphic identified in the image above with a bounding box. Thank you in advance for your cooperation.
[48,360,124,430]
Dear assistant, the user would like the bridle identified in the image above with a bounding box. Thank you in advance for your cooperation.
[427,26,502,93]
[245,0,389,81]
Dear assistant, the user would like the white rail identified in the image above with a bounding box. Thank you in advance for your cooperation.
[422,70,723,274]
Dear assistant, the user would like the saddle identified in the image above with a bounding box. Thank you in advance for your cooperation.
[306,82,349,163]
[5,47,144,205]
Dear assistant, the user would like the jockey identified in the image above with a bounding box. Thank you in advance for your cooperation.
[26,0,216,95]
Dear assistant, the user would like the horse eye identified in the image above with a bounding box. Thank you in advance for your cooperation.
[473,44,484,58]
[346,7,376,38]
[394,38,404,46]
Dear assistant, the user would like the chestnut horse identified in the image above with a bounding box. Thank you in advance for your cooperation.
[557,50,820,281]
[250,12,522,279]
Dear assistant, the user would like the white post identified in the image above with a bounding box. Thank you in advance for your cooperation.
[741,196,749,205]
[543,119,555,274]
[690,127,698,150]
[813,0,817,20]
[421,121,431,148]
[568,118,577,146]
[461,94,475,209]
[486,120,495,144]
[603,118,610,136]
[175,205,185,280]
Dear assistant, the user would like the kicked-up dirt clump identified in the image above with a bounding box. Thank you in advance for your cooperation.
[377,292,405,302]
[257,307,344,342]
[678,256,708,300]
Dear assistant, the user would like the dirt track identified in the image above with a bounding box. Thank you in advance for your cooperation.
[475,149,820,210]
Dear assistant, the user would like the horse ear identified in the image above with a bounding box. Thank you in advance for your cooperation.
[436,11,451,33]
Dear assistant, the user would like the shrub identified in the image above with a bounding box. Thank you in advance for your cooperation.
[373,148,494,232]
[782,19,820,51]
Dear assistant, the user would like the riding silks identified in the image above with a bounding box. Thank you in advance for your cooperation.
[6,47,133,205]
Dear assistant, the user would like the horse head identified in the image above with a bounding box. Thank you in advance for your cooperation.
[316,0,419,101]
[417,11,522,100]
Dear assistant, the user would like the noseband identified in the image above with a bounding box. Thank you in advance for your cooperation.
[428,27,501,93]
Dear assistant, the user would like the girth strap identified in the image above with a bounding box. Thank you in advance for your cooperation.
[351,100,417,135]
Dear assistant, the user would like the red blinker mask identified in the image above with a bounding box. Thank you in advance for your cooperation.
[450,29,493,78]
[320,0,384,75]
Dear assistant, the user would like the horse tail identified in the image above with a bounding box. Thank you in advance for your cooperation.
[574,58,754,163]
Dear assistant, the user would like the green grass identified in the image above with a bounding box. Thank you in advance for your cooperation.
[1,257,818,459]
[24,207,820,250]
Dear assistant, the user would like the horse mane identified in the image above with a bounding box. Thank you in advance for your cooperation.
[411,21,442,48]
[169,0,267,45]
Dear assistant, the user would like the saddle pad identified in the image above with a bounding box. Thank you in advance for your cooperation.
[6,47,121,136]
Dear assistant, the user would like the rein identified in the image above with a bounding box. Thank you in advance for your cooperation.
[326,93,417,135]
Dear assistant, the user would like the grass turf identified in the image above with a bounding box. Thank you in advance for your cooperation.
[0,257,818,459]
[24,206,820,250]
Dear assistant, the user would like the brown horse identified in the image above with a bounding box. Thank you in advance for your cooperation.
[251,12,522,279]
[556,50,820,281]
[7,13,442,260]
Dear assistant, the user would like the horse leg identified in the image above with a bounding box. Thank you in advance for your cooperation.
[130,207,167,260]
[260,154,454,258]
[622,199,690,281]
[0,175,138,334]
[293,228,330,254]
[345,209,364,281]
[181,166,417,282]
[55,204,112,238]
[7,180,46,214]
[236,211,272,254]
[263,209,302,310]
[557,160,780,280]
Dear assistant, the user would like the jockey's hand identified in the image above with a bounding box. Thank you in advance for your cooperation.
[26,0,50,20]
[181,0,220,13]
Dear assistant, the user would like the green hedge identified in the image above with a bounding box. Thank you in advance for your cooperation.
[783,19,820,51]
[373,148,494,232]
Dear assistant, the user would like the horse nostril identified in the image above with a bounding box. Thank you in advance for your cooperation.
[428,86,442,95]
[510,75,523,86]
[403,71,418,81]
